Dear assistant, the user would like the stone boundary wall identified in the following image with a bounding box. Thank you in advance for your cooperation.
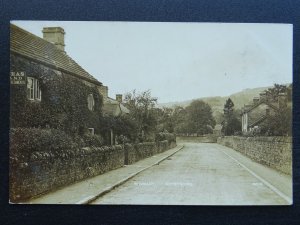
[217,136,292,175]
[176,135,217,143]
[10,145,124,202]
[125,140,176,165]
[10,141,176,202]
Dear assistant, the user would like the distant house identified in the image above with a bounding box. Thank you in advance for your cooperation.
[99,87,130,116]
[241,90,288,133]
[98,87,130,144]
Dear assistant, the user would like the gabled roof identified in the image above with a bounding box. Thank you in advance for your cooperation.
[103,97,130,116]
[10,24,102,86]
[120,104,130,114]
[249,115,267,128]
[242,99,278,114]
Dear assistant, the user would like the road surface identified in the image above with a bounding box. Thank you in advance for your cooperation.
[91,143,290,205]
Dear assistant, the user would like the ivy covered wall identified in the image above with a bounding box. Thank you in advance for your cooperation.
[10,54,103,136]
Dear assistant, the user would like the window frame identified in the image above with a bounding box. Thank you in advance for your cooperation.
[27,77,34,100]
[87,94,95,111]
[27,77,41,101]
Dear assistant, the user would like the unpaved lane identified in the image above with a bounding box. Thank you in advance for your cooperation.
[92,143,289,205]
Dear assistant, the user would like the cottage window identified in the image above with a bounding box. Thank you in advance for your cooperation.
[27,77,41,101]
[87,94,95,111]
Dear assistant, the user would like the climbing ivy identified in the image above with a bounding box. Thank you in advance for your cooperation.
[10,54,103,136]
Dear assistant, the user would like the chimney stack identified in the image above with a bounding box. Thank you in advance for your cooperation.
[259,92,266,101]
[278,92,287,107]
[253,97,260,105]
[42,27,65,51]
[99,86,108,102]
[116,94,122,103]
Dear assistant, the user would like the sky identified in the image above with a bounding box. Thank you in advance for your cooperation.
[12,21,292,104]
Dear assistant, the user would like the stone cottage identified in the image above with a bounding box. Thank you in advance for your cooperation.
[241,90,288,133]
[99,87,130,117]
[11,23,130,145]
[98,86,130,144]
[10,24,107,136]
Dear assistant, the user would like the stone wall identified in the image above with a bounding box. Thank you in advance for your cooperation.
[124,140,176,165]
[10,140,176,202]
[217,136,292,175]
[176,135,217,143]
[10,145,124,202]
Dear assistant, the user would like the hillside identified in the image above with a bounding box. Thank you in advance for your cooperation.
[157,86,271,112]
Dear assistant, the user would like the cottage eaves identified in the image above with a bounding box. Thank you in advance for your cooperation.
[10,24,102,86]
[242,99,278,114]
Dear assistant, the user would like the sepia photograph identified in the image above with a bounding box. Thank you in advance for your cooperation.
[9,21,292,205]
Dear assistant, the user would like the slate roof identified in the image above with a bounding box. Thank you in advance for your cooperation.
[242,99,278,114]
[10,24,102,86]
[249,115,268,128]
[103,97,130,116]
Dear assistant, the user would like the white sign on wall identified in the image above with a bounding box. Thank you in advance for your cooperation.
[10,71,26,85]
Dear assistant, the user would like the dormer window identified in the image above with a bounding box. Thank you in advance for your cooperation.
[27,77,41,101]
[87,94,95,111]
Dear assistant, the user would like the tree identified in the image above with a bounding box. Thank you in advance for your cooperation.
[222,98,241,135]
[261,106,292,136]
[214,110,224,124]
[265,83,288,102]
[156,107,175,133]
[123,90,158,141]
[223,98,234,115]
[261,84,292,136]
[185,100,216,135]
[172,106,188,134]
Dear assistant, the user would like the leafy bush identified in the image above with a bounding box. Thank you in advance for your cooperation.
[242,127,261,137]
[155,132,176,144]
[10,128,79,161]
[82,133,104,147]
[234,131,243,136]
[100,115,139,144]
[261,106,292,136]
[116,135,130,144]
[73,135,85,148]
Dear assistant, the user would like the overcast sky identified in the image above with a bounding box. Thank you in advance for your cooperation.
[12,21,292,103]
